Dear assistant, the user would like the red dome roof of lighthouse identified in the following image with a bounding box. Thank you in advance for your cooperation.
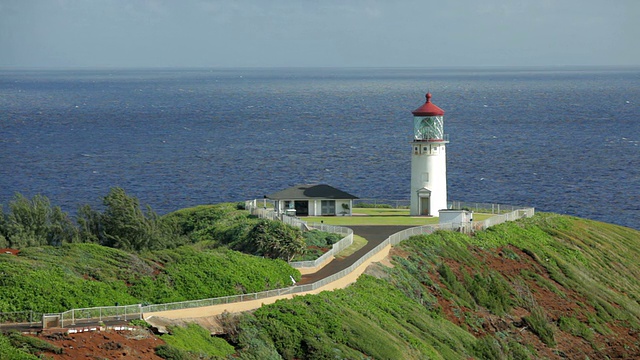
[412,93,444,116]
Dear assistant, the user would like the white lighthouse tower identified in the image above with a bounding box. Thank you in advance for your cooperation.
[410,93,448,216]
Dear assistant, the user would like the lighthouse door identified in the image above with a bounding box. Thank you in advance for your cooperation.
[420,197,430,216]
[417,188,432,216]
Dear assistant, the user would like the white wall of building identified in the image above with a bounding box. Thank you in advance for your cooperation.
[410,141,448,216]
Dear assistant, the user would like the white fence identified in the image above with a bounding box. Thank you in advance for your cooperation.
[42,305,142,329]
[0,311,42,330]
[25,200,533,329]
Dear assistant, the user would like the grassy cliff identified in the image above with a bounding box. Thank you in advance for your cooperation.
[2,212,639,359]
[225,213,640,359]
[0,242,300,314]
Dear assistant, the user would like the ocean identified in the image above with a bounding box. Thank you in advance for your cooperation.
[1,67,639,230]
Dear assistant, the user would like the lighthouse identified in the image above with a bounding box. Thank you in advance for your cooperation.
[410,93,448,216]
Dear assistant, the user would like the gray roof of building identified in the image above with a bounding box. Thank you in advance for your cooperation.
[266,184,358,200]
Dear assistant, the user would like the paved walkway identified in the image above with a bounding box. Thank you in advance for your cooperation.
[143,225,414,325]
[6,225,414,332]
[299,225,413,284]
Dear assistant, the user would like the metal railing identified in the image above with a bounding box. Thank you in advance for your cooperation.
[10,200,533,329]
[0,311,42,330]
[42,304,142,329]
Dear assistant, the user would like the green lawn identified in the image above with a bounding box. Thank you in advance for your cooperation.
[303,208,493,226]
[335,235,368,258]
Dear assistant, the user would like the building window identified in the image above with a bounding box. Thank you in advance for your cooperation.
[321,200,336,215]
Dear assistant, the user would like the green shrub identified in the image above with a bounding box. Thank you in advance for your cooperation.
[0,333,43,360]
[6,332,62,355]
[129,319,152,328]
[523,306,555,347]
[474,336,502,360]
[155,344,191,360]
[302,230,341,248]
[464,271,513,315]
[290,230,343,261]
[248,220,305,261]
[354,203,393,208]
[161,323,235,359]
[558,316,594,342]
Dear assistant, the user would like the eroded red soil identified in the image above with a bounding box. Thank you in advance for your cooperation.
[389,244,640,359]
[35,329,165,360]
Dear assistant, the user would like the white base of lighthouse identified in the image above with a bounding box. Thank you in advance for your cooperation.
[410,141,448,216]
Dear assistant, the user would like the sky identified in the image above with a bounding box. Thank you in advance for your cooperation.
[1,0,639,69]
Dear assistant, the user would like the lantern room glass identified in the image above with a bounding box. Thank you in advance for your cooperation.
[414,116,444,141]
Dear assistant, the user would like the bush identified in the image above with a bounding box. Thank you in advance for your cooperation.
[558,316,594,342]
[155,344,191,360]
[248,220,305,262]
[291,230,343,261]
[161,324,235,359]
[354,203,393,208]
[523,306,555,347]
[6,332,63,355]
[302,230,341,248]
[0,333,39,360]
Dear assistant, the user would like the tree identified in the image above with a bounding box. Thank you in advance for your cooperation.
[76,204,103,244]
[101,187,150,251]
[100,187,172,251]
[4,193,77,248]
[248,220,305,262]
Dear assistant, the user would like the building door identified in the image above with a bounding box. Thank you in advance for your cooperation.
[420,197,430,216]
[321,200,336,215]
[294,201,309,216]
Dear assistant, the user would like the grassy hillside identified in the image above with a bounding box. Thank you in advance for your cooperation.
[3,212,639,359]
[0,242,300,314]
[224,213,640,359]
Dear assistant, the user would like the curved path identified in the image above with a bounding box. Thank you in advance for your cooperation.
[140,225,416,326]
[299,225,413,284]
[1,225,415,332]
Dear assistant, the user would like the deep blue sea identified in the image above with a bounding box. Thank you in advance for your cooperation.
[1,68,639,230]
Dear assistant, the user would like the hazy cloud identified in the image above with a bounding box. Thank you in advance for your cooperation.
[0,0,638,68]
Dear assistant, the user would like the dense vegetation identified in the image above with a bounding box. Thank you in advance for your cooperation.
[156,323,235,359]
[219,213,640,359]
[3,205,639,359]
[293,230,342,261]
[0,189,177,251]
[0,197,310,316]
[0,191,309,262]
[0,242,299,314]
[0,331,62,360]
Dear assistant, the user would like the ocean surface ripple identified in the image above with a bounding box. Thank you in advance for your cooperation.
[1,67,639,230]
